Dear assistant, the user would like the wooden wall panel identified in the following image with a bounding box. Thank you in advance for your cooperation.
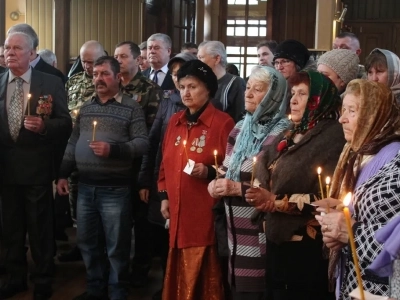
[26,0,53,50]
[69,0,143,57]
[345,0,400,20]
[271,0,316,48]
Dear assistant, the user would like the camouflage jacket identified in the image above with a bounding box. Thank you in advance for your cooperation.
[65,71,95,119]
[121,72,163,130]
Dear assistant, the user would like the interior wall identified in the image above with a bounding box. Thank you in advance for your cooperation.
[5,0,27,39]
[26,0,53,50]
[69,0,143,57]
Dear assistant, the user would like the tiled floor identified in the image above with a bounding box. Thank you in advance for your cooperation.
[6,228,163,300]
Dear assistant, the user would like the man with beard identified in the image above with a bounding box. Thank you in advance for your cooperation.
[57,56,148,300]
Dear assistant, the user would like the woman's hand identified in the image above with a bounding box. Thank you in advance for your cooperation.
[160,200,170,219]
[213,178,241,197]
[315,206,351,246]
[191,163,208,179]
[245,187,276,212]
[207,180,220,198]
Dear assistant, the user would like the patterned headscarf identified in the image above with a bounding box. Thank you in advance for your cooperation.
[276,71,341,153]
[225,66,289,181]
[328,79,400,286]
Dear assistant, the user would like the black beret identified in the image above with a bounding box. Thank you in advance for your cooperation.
[177,60,218,98]
[273,39,310,69]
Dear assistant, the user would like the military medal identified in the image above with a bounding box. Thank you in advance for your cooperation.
[175,135,181,146]
[190,138,198,151]
[196,134,206,153]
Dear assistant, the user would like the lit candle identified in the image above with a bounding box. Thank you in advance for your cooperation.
[214,150,219,179]
[250,157,257,187]
[325,176,331,197]
[288,114,292,120]
[317,167,325,199]
[27,93,31,116]
[183,140,190,164]
[73,109,78,116]
[92,121,97,141]
[343,192,365,300]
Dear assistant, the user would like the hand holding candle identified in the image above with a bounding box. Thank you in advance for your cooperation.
[92,121,97,141]
[317,167,325,199]
[250,157,257,187]
[214,150,219,179]
[343,192,365,300]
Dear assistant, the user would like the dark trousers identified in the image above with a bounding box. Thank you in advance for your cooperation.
[0,184,55,286]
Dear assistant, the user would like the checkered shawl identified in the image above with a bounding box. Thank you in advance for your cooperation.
[339,151,400,299]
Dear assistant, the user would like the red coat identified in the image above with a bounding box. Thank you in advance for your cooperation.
[158,104,235,248]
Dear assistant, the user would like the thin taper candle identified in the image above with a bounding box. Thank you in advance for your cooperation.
[183,140,190,164]
[343,192,365,300]
[214,150,219,179]
[92,121,97,141]
[325,176,331,212]
[27,93,31,116]
[317,167,325,199]
[250,157,257,187]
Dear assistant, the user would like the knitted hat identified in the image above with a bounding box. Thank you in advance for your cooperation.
[273,39,310,69]
[318,49,359,84]
[167,52,197,69]
[177,60,218,98]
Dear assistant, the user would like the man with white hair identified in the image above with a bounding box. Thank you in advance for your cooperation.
[0,31,71,300]
[144,33,175,90]
[7,23,66,83]
[0,45,6,68]
[38,49,57,68]
[197,41,245,122]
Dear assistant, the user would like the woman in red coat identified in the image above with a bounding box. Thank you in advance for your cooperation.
[158,60,235,300]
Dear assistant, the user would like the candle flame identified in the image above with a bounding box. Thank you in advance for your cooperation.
[317,167,322,175]
[343,192,352,206]
[93,121,97,126]
[288,114,292,120]
[214,150,217,156]
[325,176,331,185]
[253,156,257,163]
[183,140,187,146]
[28,93,31,99]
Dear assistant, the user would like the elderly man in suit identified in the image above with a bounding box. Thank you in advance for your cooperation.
[143,33,175,91]
[0,32,72,300]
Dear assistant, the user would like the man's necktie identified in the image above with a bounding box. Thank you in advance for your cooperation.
[8,77,24,141]
[153,70,161,85]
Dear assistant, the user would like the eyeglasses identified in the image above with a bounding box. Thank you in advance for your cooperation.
[273,59,292,67]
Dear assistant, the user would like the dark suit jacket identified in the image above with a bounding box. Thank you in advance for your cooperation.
[0,69,72,185]
[0,66,5,73]
[34,57,67,84]
[142,67,175,90]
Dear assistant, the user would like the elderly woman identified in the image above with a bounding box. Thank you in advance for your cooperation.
[365,48,400,104]
[158,60,235,300]
[197,41,246,122]
[317,49,359,94]
[246,71,345,299]
[208,66,290,299]
[316,80,400,299]
[137,52,196,299]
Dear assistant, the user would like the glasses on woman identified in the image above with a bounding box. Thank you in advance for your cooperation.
[273,59,292,67]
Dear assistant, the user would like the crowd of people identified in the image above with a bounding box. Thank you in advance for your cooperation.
[0,22,400,300]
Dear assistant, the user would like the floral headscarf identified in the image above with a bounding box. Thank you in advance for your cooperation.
[277,71,340,152]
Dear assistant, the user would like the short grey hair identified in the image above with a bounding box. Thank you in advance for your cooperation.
[249,65,272,86]
[38,49,57,66]
[6,32,34,50]
[147,33,172,49]
[198,41,227,67]
[7,23,39,49]
[139,41,147,51]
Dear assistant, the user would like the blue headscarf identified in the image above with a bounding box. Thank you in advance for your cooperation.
[225,66,290,181]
